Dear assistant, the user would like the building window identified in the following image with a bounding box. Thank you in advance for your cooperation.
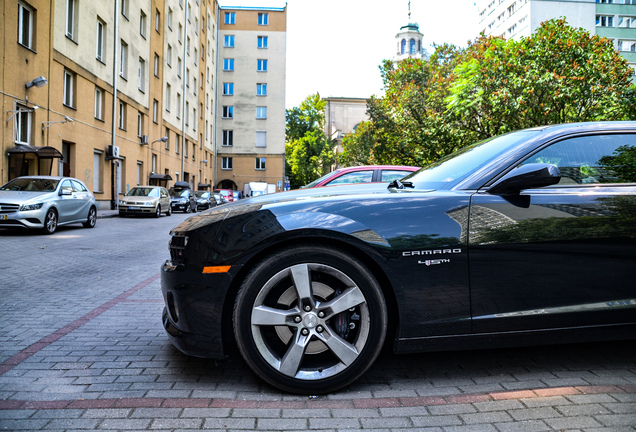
[168,8,173,29]
[138,57,146,92]
[618,16,636,28]
[140,10,147,38]
[255,157,266,170]
[256,106,267,119]
[224,35,235,47]
[155,9,160,33]
[178,23,183,43]
[223,58,234,71]
[400,39,406,54]
[176,93,181,119]
[258,36,268,48]
[153,99,158,123]
[618,40,636,51]
[257,83,267,96]
[165,83,171,111]
[222,130,233,146]
[137,161,143,186]
[137,111,144,137]
[409,39,416,55]
[118,102,127,130]
[185,101,190,126]
[154,53,159,77]
[96,18,106,62]
[596,15,614,27]
[94,87,104,120]
[222,106,233,118]
[255,130,266,147]
[165,127,170,149]
[14,104,32,145]
[257,59,268,71]
[63,69,75,108]
[18,2,35,50]
[222,157,233,170]
[177,57,182,77]
[93,151,102,192]
[66,0,77,40]
[223,82,234,95]
[120,40,128,79]
[224,12,235,24]
[258,13,268,25]
[121,0,129,18]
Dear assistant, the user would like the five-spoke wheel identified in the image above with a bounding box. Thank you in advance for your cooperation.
[233,245,387,394]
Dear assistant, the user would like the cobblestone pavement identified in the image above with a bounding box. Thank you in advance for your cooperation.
[1,211,635,431]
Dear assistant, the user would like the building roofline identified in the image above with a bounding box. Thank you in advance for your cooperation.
[219,4,287,12]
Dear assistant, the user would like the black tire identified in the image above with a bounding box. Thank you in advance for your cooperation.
[167,206,172,216]
[154,205,161,218]
[233,245,387,394]
[42,208,58,235]
[83,206,97,228]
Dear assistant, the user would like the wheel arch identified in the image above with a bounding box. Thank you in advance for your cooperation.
[219,232,400,353]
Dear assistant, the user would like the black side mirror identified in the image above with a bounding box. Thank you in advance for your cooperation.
[488,163,561,195]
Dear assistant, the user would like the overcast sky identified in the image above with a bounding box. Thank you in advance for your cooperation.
[220,0,481,108]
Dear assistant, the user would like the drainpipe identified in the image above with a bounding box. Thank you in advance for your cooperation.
[110,0,120,210]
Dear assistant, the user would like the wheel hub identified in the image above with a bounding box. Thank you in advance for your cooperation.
[302,313,319,329]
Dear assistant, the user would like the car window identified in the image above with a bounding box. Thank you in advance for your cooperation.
[60,180,73,194]
[71,180,87,192]
[327,170,374,186]
[381,170,413,182]
[521,134,636,185]
[147,188,159,197]
[0,178,59,192]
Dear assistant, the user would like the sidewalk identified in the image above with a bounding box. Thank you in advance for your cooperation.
[97,209,120,219]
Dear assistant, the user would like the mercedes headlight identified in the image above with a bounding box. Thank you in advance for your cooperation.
[20,202,44,211]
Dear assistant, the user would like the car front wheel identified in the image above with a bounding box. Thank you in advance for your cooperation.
[42,208,58,234]
[83,206,97,228]
[233,245,387,394]
[155,205,161,218]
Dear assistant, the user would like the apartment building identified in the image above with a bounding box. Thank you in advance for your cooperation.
[476,0,636,75]
[216,5,287,195]
[3,0,285,209]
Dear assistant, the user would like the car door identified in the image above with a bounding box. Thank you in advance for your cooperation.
[71,180,92,221]
[56,179,78,223]
[469,133,636,333]
[160,188,170,210]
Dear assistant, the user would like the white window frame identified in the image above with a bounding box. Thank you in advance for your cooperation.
[256,106,267,119]
[166,83,171,111]
[255,130,267,148]
[258,36,268,48]
[257,59,268,71]
[167,44,172,67]
[137,111,143,137]
[94,87,104,120]
[66,0,77,40]
[120,40,128,79]
[14,104,32,145]
[222,106,234,119]
[63,69,75,108]
[222,156,233,170]
[222,129,233,146]
[153,99,158,123]
[138,57,146,92]
[224,12,235,24]
[258,13,268,25]
[96,19,106,62]
[118,102,127,130]
[223,82,234,95]
[224,58,234,71]
[257,83,267,96]
[140,10,147,38]
[224,35,235,47]
[18,2,34,50]
[255,157,266,170]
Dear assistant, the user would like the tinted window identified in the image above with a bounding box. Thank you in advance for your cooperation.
[521,134,636,185]
[327,170,373,186]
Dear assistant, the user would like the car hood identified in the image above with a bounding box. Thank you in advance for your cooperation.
[121,196,158,203]
[0,190,53,204]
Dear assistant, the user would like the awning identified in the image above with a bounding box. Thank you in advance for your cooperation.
[149,173,173,181]
[7,145,63,159]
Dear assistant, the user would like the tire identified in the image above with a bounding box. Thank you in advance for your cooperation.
[83,206,97,228]
[42,208,58,235]
[167,206,172,216]
[233,245,387,394]
[154,205,161,218]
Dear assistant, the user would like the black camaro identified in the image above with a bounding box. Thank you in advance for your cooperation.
[161,122,636,394]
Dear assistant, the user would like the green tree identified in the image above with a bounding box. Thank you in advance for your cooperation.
[285,94,334,188]
[446,19,636,139]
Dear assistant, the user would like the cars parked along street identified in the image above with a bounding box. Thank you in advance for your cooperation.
[301,165,420,188]
[0,176,97,234]
[119,186,171,218]
[194,191,217,211]
[170,182,197,213]
[161,122,636,394]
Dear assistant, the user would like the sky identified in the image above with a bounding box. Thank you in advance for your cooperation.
[220,0,482,108]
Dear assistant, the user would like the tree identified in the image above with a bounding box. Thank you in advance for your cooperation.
[446,19,636,139]
[285,94,334,189]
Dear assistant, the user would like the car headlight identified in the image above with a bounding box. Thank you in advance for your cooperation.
[119,200,126,205]
[145,202,154,206]
[20,202,44,211]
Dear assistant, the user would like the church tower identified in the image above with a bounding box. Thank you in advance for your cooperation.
[395,1,427,61]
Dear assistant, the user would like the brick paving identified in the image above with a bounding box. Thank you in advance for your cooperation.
[1,213,635,431]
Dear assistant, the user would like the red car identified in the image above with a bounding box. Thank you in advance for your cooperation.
[213,188,234,203]
[302,165,420,188]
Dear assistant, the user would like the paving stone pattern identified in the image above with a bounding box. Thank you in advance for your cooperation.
[1,212,635,431]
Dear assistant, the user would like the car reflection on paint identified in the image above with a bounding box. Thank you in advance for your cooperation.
[161,122,636,394]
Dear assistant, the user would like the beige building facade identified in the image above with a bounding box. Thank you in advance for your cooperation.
[216,5,287,195]
[2,0,285,209]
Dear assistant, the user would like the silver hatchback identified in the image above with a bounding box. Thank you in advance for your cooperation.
[0,176,97,234]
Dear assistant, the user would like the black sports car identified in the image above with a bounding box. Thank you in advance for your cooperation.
[161,122,636,394]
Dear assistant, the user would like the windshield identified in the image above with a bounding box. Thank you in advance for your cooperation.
[0,178,59,192]
[404,130,541,189]
[194,191,208,198]
[127,187,159,197]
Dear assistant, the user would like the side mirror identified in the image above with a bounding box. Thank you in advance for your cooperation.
[60,188,73,196]
[488,163,560,195]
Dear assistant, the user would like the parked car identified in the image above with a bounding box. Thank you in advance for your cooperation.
[161,122,636,394]
[0,176,97,234]
[213,188,234,203]
[119,186,171,218]
[213,193,224,205]
[301,165,420,188]
[169,182,197,213]
[194,191,217,210]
